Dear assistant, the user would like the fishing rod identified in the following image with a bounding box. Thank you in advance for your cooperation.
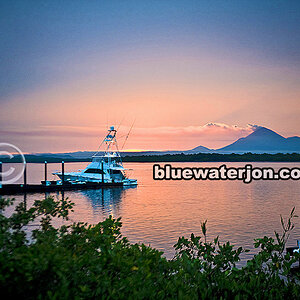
[121,119,135,150]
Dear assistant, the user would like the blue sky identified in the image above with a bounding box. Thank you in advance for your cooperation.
[1,1,299,99]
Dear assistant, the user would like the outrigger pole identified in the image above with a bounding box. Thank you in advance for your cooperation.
[121,119,135,150]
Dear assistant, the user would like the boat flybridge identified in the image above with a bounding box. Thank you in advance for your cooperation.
[53,126,137,186]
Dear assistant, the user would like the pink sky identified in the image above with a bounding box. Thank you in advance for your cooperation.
[1,49,299,153]
[1,3,299,153]
[0,121,296,153]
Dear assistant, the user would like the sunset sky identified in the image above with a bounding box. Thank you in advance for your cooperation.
[1,1,300,153]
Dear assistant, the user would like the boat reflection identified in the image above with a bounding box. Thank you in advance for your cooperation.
[80,186,136,216]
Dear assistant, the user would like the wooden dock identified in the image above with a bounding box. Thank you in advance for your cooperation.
[0,161,124,195]
[0,181,123,195]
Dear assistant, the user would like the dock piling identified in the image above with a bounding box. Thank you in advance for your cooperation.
[44,161,47,183]
[62,161,65,185]
[0,162,2,188]
[24,162,27,186]
[101,161,104,183]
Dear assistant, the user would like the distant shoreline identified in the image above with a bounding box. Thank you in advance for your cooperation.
[1,153,300,163]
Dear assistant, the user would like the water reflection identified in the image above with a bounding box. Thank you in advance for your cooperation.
[23,193,27,210]
[80,186,136,217]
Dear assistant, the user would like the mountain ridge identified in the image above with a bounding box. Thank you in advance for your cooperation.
[216,126,300,153]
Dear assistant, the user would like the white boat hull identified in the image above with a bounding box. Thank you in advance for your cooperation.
[54,172,138,186]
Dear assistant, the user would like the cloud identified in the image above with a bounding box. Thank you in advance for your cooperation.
[0,123,256,140]
[133,123,254,137]
[128,123,257,149]
[0,123,259,151]
[247,124,262,131]
[0,126,103,138]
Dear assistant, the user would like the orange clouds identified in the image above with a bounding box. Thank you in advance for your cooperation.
[130,123,255,150]
[0,123,257,152]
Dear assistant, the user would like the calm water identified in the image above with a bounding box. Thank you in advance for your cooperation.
[2,162,300,264]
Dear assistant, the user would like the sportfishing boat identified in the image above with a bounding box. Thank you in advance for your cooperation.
[53,126,137,186]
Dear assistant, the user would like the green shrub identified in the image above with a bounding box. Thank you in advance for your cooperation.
[0,197,299,299]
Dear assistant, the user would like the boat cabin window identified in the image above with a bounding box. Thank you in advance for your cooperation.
[84,168,105,174]
[111,170,123,175]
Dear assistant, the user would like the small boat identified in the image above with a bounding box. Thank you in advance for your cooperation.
[53,126,137,186]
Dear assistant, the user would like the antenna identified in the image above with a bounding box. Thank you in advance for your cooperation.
[121,119,135,150]
[117,115,125,132]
